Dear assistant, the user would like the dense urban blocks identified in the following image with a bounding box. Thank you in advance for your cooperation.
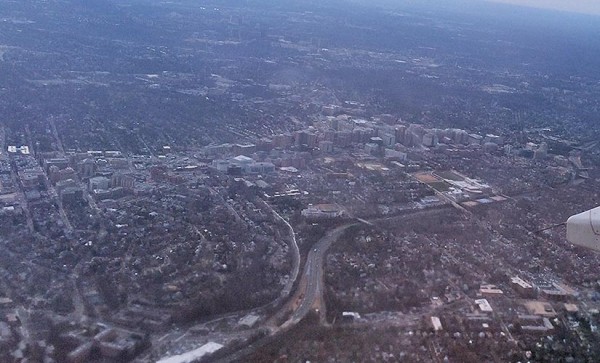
[0,0,599,362]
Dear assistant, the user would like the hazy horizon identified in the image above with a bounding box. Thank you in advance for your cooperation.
[343,0,600,17]
[487,0,600,15]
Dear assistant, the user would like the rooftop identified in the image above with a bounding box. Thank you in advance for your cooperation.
[157,342,224,363]
[232,155,254,163]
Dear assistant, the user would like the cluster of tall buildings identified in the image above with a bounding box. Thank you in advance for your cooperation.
[298,114,506,156]
[32,151,137,202]
[202,113,511,179]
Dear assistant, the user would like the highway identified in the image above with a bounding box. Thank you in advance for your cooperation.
[148,204,303,362]
[260,200,300,299]
[212,222,357,363]
[171,209,453,362]
[283,223,357,326]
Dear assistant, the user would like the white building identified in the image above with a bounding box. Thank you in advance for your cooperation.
[7,146,30,155]
[342,311,361,320]
[231,155,254,168]
[475,299,493,313]
[431,316,443,331]
[157,342,223,363]
[301,204,344,219]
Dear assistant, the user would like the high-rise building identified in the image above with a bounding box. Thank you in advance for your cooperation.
[89,176,110,192]
[78,158,96,178]
[381,133,396,147]
[319,141,334,153]
[111,173,135,190]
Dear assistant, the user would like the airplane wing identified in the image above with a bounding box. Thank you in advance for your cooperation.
[567,206,600,251]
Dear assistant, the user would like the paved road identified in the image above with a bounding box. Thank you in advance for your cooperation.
[214,223,357,363]
[149,202,302,362]
[261,200,300,299]
[286,223,356,325]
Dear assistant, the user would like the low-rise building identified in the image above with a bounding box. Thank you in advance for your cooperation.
[342,312,361,322]
[301,204,344,219]
[474,299,493,313]
[479,284,504,296]
[468,134,483,145]
[431,316,443,331]
[511,276,536,298]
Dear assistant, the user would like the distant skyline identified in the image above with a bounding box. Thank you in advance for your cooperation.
[487,0,600,15]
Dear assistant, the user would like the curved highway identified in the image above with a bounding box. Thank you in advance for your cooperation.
[214,223,357,363]
[266,203,300,299]
[283,223,357,326]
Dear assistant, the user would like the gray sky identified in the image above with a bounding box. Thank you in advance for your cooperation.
[487,0,600,15]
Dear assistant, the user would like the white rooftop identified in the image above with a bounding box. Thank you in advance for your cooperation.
[157,342,223,363]
[239,314,260,327]
[511,276,533,289]
[7,146,29,154]
[232,155,254,163]
[475,299,493,312]
[431,316,443,331]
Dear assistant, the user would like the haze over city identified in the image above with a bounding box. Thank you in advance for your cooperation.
[0,0,598,362]
[350,0,600,15]
[489,0,600,15]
